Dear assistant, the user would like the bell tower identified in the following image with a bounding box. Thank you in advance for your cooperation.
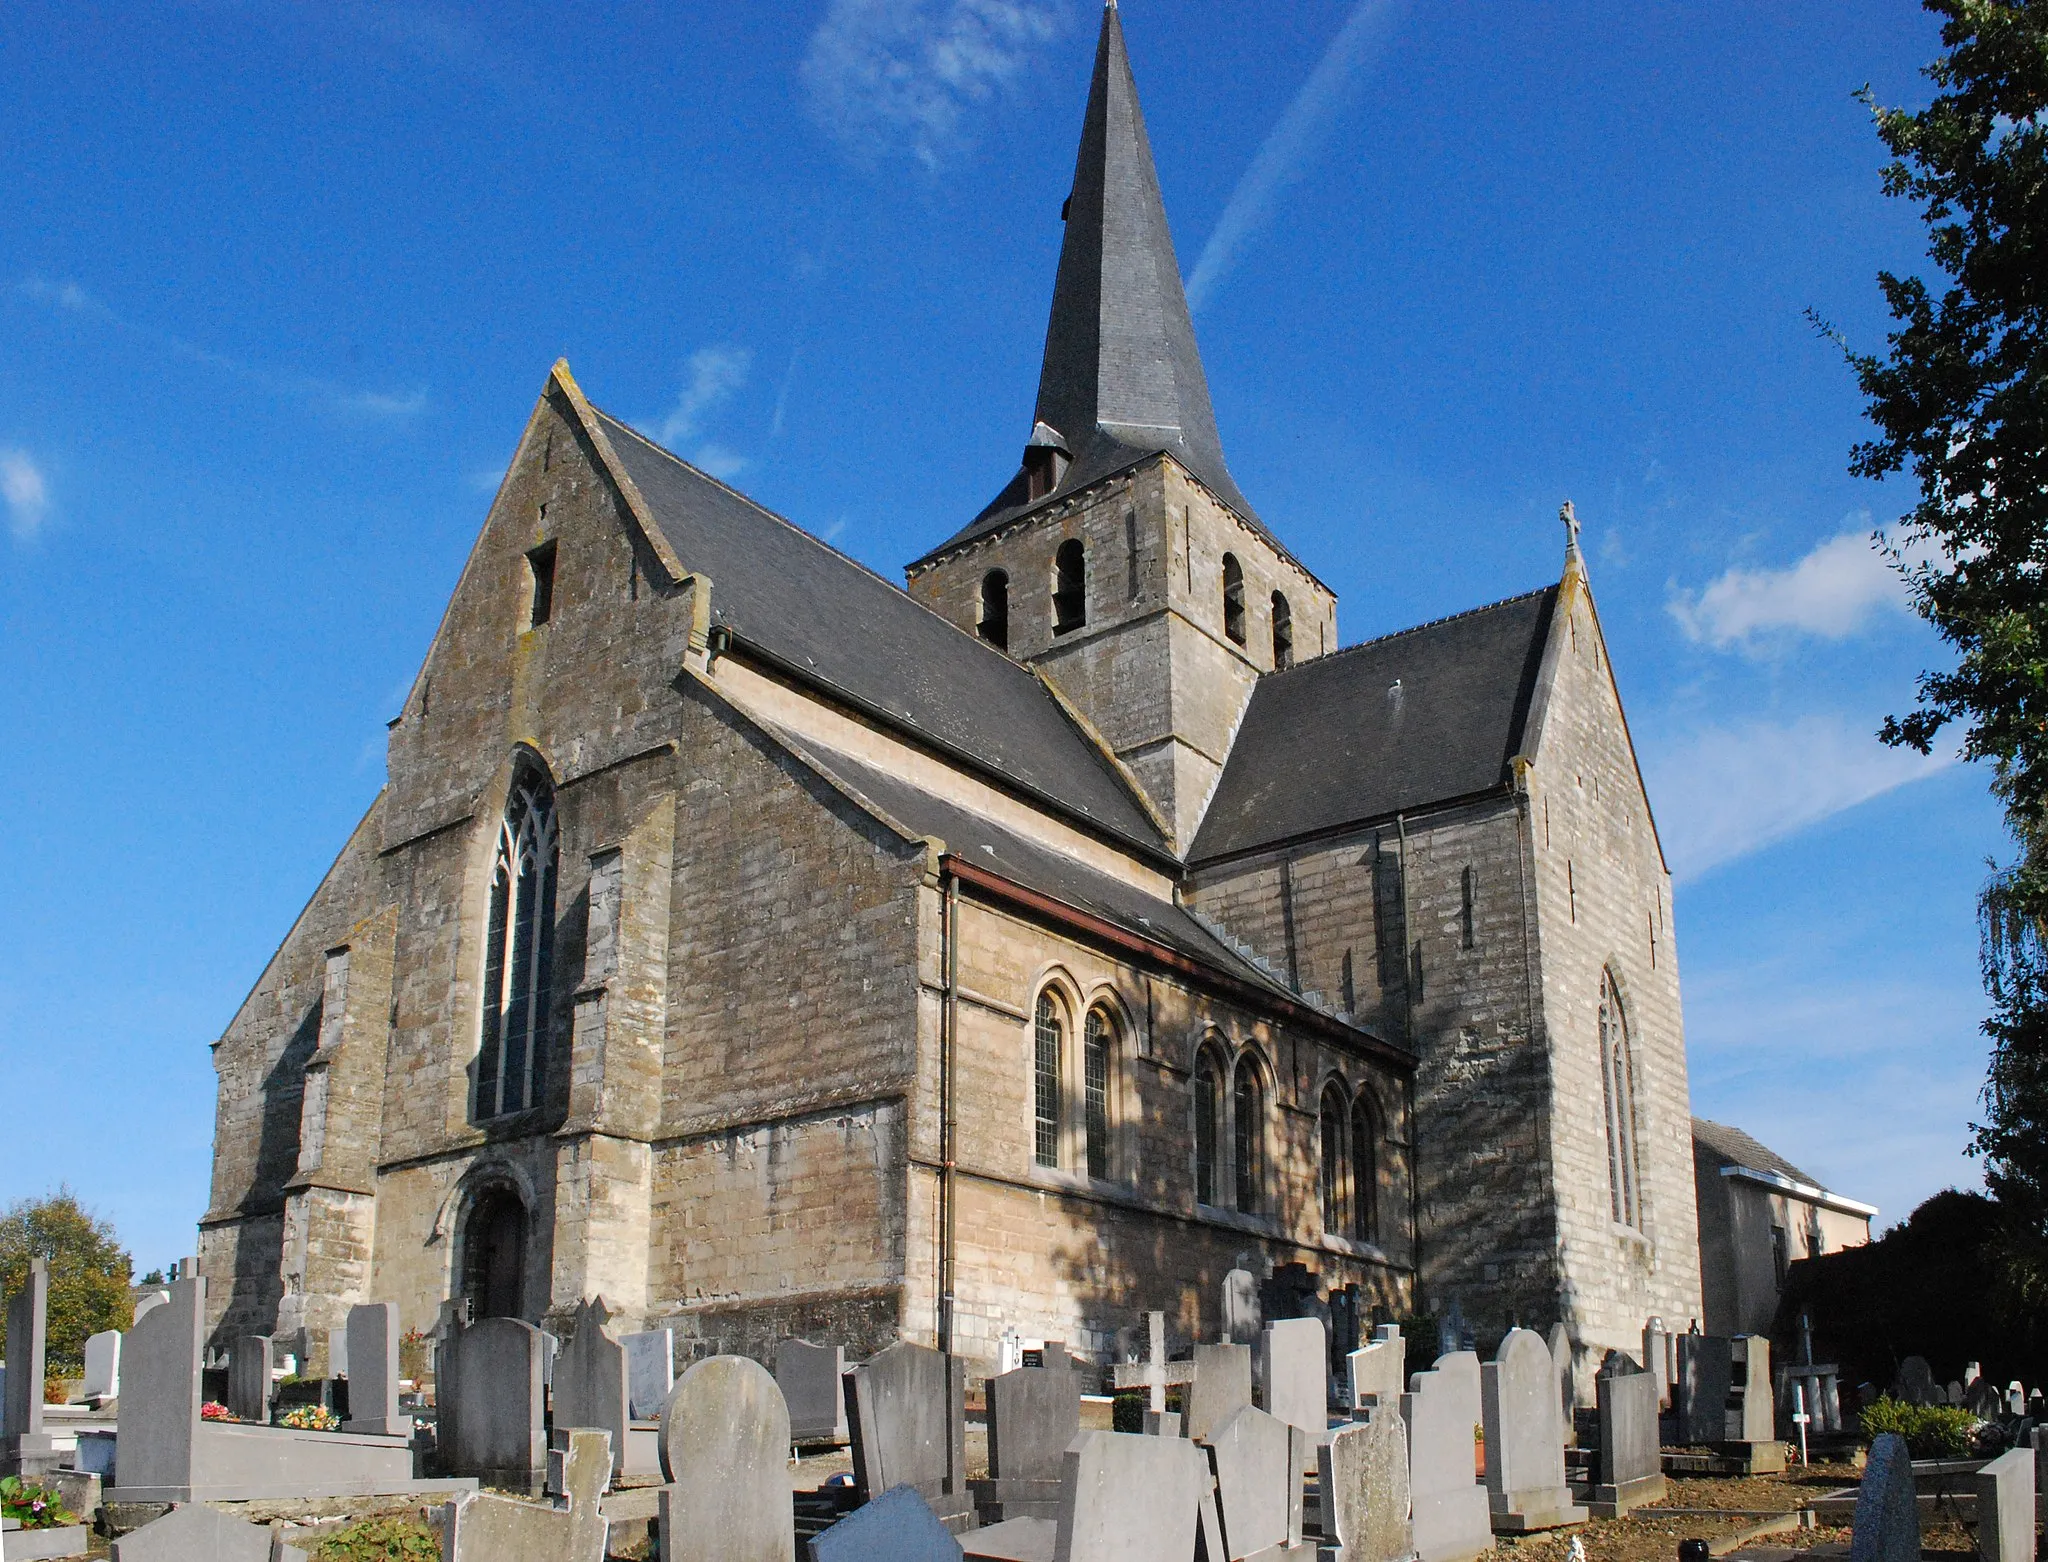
[906,2,1335,851]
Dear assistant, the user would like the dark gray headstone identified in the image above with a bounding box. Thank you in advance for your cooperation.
[847,1342,970,1525]
[341,1302,409,1436]
[658,1355,794,1562]
[554,1298,629,1481]
[1851,1433,1920,1562]
[1590,1362,1666,1516]
[2,1258,47,1440]
[987,1366,1080,1483]
[112,1274,204,1496]
[810,1484,964,1562]
[622,1328,674,1422]
[441,1315,547,1491]
[228,1334,272,1424]
[1677,1334,1732,1444]
[778,1339,850,1445]
[1895,1356,1937,1408]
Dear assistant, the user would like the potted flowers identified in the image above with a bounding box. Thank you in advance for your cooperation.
[0,1475,87,1559]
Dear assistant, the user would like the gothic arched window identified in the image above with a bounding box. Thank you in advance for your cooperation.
[1193,1051,1223,1206]
[1222,553,1246,645]
[1084,1006,1115,1180]
[476,766,558,1120]
[1600,969,1642,1228]
[1053,540,1086,634]
[1351,1093,1380,1244]
[1319,1083,1348,1235]
[1033,992,1064,1168]
[1232,1054,1265,1214]
[979,570,1010,652]
[1272,592,1293,669]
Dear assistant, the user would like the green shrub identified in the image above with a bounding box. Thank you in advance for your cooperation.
[1860,1395,1978,1458]
[0,1476,77,1531]
[315,1517,441,1561]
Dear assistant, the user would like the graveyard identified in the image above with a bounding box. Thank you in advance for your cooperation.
[5,1249,2047,1562]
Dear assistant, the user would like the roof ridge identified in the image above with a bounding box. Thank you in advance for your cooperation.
[1266,581,1558,678]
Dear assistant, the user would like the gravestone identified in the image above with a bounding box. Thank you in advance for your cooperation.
[2,1258,61,1478]
[1731,1336,1774,1440]
[1975,1446,2035,1562]
[1642,1318,1670,1410]
[1548,1322,1576,1446]
[1969,1377,2006,1419]
[110,1504,310,1561]
[82,1329,122,1403]
[1110,1313,1197,1415]
[1677,1334,1732,1445]
[1261,1316,1328,1438]
[133,1291,170,1323]
[1850,1433,1920,1562]
[622,1327,674,1422]
[1320,1403,1412,1562]
[979,1364,1080,1522]
[1948,1382,1965,1406]
[810,1484,964,1562]
[1895,1357,1938,1408]
[442,1426,609,1562]
[778,1340,850,1447]
[2009,1382,2027,1416]
[657,1355,794,1562]
[1481,1328,1585,1531]
[1203,1404,1293,1560]
[1589,1357,1665,1517]
[228,1335,272,1424]
[440,1315,548,1492]
[1403,1353,1492,1562]
[847,1342,974,1532]
[1053,1430,1212,1562]
[1349,1325,1404,1414]
[554,1298,630,1483]
[1186,1343,1253,1445]
[340,1302,409,1437]
[1222,1269,1262,1347]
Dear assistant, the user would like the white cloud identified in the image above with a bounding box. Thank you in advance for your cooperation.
[1646,714,1953,881]
[691,443,749,482]
[1,450,50,542]
[801,0,1065,169]
[1186,0,1396,312]
[656,346,752,448]
[1669,531,1913,650]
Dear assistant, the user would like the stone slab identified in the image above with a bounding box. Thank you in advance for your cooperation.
[554,1299,630,1483]
[621,1329,674,1423]
[778,1341,850,1447]
[1205,1404,1291,1560]
[1678,1336,1733,1446]
[963,1515,1056,1562]
[846,1343,970,1527]
[1976,1447,2035,1562]
[656,1355,794,1562]
[809,1484,964,1562]
[1261,1318,1327,1439]
[987,1367,1080,1486]
[1186,1344,1253,1446]
[3,1525,90,1561]
[1405,1353,1492,1562]
[110,1504,308,1561]
[340,1303,409,1438]
[1348,1326,1404,1415]
[1598,1365,1660,1490]
[228,1336,271,1426]
[1482,1328,1584,1532]
[1052,1430,1211,1562]
[442,1427,609,1562]
[1321,1404,1412,1562]
[82,1332,121,1404]
[439,1315,547,1492]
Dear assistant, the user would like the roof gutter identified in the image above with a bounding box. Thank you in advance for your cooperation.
[1719,1163,1878,1220]
[943,855,1415,1070]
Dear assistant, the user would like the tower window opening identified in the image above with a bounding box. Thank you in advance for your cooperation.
[1053,539,1087,633]
[979,570,1010,652]
[1272,591,1293,668]
[527,541,557,628]
[1222,553,1246,645]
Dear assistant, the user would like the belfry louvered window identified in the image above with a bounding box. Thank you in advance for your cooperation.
[1222,553,1246,645]
[476,767,558,1120]
[1600,969,1643,1228]
[1033,993,1064,1168]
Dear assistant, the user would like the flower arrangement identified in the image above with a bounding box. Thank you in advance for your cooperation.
[278,1403,341,1432]
[0,1475,78,1531]
[201,1400,234,1421]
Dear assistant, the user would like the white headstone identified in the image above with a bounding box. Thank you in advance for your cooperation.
[1350,1324,1404,1413]
[1222,1269,1261,1347]
[1975,1446,2036,1562]
[1054,1429,1212,1562]
[1259,1316,1327,1437]
[1186,1342,1253,1446]
[657,1357,795,1562]
[1203,1404,1293,1559]
[1481,1328,1587,1531]
[82,1329,122,1402]
[622,1328,674,1422]
[1320,1403,1413,1562]
[1404,1352,1493,1562]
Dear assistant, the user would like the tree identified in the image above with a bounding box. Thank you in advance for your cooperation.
[0,1192,134,1372]
[1837,0,2048,1305]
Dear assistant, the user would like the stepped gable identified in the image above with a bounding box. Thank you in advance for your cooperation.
[1190,586,1561,864]
[596,411,1166,854]
[917,2,1285,567]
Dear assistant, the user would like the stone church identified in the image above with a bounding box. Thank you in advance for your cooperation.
[200,5,1703,1387]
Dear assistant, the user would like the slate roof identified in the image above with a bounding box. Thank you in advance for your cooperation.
[782,736,1371,1027]
[1693,1117,1826,1191]
[1189,587,1561,865]
[596,412,1168,855]
[912,4,1289,571]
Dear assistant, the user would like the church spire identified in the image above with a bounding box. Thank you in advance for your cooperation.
[1028,2,1256,521]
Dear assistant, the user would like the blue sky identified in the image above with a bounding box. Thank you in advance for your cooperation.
[0,0,2001,1276]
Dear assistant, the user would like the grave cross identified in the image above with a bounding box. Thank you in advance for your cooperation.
[1110,1311,1198,1413]
[1792,1382,1810,1467]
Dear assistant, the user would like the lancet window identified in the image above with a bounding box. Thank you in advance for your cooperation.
[476,766,558,1120]
[1600,969,1643,1228]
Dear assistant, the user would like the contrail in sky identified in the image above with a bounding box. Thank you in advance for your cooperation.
[1186,0,1400,313]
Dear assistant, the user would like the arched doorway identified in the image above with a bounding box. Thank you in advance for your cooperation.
[461,1187,527,1320]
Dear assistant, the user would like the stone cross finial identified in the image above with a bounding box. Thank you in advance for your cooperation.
[1561,500,1581,553]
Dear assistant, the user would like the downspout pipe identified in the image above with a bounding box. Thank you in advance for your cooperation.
[939,867,960,1354]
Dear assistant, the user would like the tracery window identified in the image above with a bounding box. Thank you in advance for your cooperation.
[1053,540,1087,633]
[1193,1052,1223,1206]
[1319,1083,1348,1235]
[1272,591,1293,669]
[1222,553,1246,645]
[476,766,558,1120]
[1034,993,1064,1168]
[1084,1007,1114,1180]
[979,570,1010,652]
[1232,1054,1265,1214]
[1599,969,1642,1228]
